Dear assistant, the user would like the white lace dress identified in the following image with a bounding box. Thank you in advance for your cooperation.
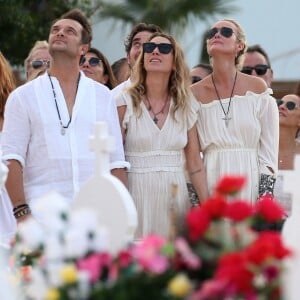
[196,89,279,203]
[116,93,198,239]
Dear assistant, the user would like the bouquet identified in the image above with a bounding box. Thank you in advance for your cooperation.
[8,176,291,300]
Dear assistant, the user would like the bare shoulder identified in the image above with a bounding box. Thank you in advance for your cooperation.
[238,72,268,94]
[190,75,216,104]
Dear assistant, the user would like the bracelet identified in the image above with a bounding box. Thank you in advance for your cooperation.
[14,207,31,219]
[13,204,29,212]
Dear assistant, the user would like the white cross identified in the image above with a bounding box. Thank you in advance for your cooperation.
[89,122,115,176]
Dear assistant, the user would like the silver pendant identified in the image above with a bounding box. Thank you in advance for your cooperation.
[222,115,231,128]
[61,127,66,135]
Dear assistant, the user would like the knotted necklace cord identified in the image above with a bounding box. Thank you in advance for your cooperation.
[48,72,81,135]
[145,94,169,124]
[211,71,238,127]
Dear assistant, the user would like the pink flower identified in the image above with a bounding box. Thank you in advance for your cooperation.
[131,235,169,274]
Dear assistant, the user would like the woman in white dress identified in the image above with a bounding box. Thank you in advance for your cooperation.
[274,94,300,215]
[0,52,17,244]
[191,19,279,203]
[116,32,208,239]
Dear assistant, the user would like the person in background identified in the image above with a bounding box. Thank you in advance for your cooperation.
[191,19,279,202]
[116,32,208,239]
[24,40,51,81]
[112,23,162,98]
[190,63,212,84]
[2,9,128,225]
[274,94,300,215]
[111,57,130,85]
[0,52,17,244]
[241,44,273,88]
[80,47,117,89]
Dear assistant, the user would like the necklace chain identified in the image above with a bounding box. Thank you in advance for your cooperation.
[48,72,81,135]
[211,71,237,127]
[145,94,169,125]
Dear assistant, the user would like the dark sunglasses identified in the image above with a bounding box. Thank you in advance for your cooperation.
[206,27,234,40]
[191,76,202,84]
[241,64,270,76]
[276,99,298,111]
[80,57,101,67]
[143,42,173,54]
[31,60,50,69]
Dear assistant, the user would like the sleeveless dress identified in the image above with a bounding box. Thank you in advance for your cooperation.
[116,93,198,239]
[196,89,278,203]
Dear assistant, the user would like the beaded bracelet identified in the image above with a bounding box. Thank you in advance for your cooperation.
[13,203,29,212]
[13,207,31,219]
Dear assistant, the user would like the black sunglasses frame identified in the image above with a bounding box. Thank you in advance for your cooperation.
[80,57,101,67]
[191,76,202,84]
[241,64,270,76]
[206,27,234,40]
[276,99,298,111]
[31,60,50,69]
[143,42,173,54]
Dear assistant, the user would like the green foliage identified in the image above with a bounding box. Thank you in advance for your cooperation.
[0,0,96,66]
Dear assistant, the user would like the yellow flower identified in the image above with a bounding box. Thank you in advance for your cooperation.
[45,288,60,300]
[167,273,192,297]
[60,264,78,284]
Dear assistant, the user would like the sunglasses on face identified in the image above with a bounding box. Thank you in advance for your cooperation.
[80,57,101,67]
[206,26,234,40]
[276,99,298,111]
[241,64,270,76]
[31,60,50,69]
[143,42,173,54]
[191,76,202,84]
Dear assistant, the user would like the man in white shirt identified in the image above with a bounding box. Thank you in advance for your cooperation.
[2,9,129,223]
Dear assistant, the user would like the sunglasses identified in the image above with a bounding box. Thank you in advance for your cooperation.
[191,76,202,84]
[276,99,298,111]
[241,64,270,76]
[80,57,101,67]
[143,42,173,54]
[206,27,234,40]
[31,60,50,69]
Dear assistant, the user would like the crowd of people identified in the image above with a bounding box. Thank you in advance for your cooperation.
[0,9,299,243]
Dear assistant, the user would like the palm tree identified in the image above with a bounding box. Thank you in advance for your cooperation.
[95,0,238,62]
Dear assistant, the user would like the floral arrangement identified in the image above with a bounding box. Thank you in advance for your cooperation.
[7,177,291,300]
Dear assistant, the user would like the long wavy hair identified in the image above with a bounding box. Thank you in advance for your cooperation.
[128,32,191,120]
[0,52,16,119]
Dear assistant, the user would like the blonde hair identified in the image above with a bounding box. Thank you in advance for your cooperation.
[0,52,16,119]
[128,32,191,120]
[24,40,49,77]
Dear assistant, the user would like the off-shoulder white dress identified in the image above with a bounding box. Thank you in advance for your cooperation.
[196,89,279,203]
[116,93,198,238]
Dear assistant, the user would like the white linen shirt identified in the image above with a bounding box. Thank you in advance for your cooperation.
[2,72,129,203]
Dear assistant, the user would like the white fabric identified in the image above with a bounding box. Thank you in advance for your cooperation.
[0,134,16,245]
[196,89,279,203]
[111,78,131,99]
[116,92,198,238]
[2,72,128,205]
[274,170,292,216]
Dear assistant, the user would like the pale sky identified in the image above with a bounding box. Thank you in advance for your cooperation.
[93,0,300,80]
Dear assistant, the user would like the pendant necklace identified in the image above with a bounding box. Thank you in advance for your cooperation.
[48,72,81,135]
[211,71,237,128]
[145,94,169,125]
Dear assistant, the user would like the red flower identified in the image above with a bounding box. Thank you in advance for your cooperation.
[201,195,227,219]
[215,252,254,293]
[254,195,285,222]
[225,200,253,222]
[186,206,210,242]
[117,250,132,268]
[215,176,247,196]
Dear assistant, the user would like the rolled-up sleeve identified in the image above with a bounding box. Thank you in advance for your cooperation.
[2,89,31,167]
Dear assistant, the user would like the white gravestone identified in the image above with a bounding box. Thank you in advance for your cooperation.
[281,155,300,300]
[72,122,137,254]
